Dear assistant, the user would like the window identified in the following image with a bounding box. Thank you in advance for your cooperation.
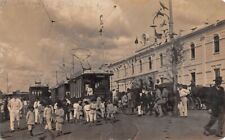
[149,57,152,70]
[214,34,220,53]
[131,61,134,74]
[124,65,127,77]
[191,72,196,83]
[139,60,142,73]
[160,77,164,84]
[214,68,220,78]
[160,53,163,66]
[191,43,195,59]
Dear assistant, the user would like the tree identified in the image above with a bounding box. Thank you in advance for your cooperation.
[164,38,185,116]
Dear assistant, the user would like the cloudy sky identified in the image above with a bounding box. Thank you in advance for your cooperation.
[0,0,225,92]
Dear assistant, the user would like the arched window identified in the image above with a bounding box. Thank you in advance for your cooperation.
[139,60,142,73]
[214,68,220,78]
[124,65,127,77]
[160,53,163,66]
[131,60,134,74]
[160,77,164,84]
[149,57,152,70]
[117,69,119,78]
[191,72,196,83]
[214,34,220,53]
[191,43,195,59]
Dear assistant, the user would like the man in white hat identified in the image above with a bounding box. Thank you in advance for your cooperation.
[7,93,23,132]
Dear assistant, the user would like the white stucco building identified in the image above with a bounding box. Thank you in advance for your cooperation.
[109,20,225,92]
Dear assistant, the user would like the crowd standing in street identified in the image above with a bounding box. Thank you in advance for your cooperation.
[2,76,225,138]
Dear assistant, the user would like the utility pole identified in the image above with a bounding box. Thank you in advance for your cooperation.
[99,14,105,66]
[72,55,75,74]
[56,70,58,85]
[168,0,180,116]
[6,72,9,94]
[168,0,174,40]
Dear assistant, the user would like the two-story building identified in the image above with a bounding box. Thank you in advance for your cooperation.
[109,20,225,92]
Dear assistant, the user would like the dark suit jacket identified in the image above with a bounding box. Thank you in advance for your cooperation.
[207,86,225,117]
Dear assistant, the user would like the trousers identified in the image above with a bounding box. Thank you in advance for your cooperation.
[34,109,39,123]
[9,110,20,130]
[90,110,97,122]
[45,118,52,130]
[56,122,63,131]
[74,110,80,120]
[205,113,225,135]
[27,124,33,131]
[137,105,143,115]
[100,109,105,118]
[154,104,163,117]
[85,110,91,122]
[178,97,188,117]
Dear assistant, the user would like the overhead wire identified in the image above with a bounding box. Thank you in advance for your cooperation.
[97,0,118,65]
[0,0,7,8]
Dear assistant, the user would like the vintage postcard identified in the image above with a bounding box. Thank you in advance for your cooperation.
[0,0,225,140]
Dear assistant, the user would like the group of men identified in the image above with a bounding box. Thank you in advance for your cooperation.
[112,76,225,138]
[112,77,172,117]
[6,94,118,137]
[4,76,225,137]
[79,98,117,124]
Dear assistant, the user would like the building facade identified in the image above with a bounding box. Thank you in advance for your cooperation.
[29,84,50,103]
[109,20,225,92]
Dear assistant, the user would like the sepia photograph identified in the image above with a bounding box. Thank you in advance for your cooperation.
[0,0,225,140]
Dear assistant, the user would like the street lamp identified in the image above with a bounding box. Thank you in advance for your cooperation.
[151,0,182,116]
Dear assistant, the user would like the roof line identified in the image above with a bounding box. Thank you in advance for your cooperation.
[109,19,225,66]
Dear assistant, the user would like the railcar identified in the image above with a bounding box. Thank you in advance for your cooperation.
[29,83,51,104]
[69,70,113,101]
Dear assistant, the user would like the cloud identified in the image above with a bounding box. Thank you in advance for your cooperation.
[0,0,225,92]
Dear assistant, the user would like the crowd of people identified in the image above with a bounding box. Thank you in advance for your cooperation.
[0,96,29,122]
[2,76,225,138]
[112,78,191,118]
[5,94,118,137]
[3,77,192,137]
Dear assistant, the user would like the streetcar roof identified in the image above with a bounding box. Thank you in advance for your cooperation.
[70,69,113,79]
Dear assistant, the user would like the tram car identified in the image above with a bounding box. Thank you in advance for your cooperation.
[52,81,70,102]
[69,69,113,101]
[29,82,51,104]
